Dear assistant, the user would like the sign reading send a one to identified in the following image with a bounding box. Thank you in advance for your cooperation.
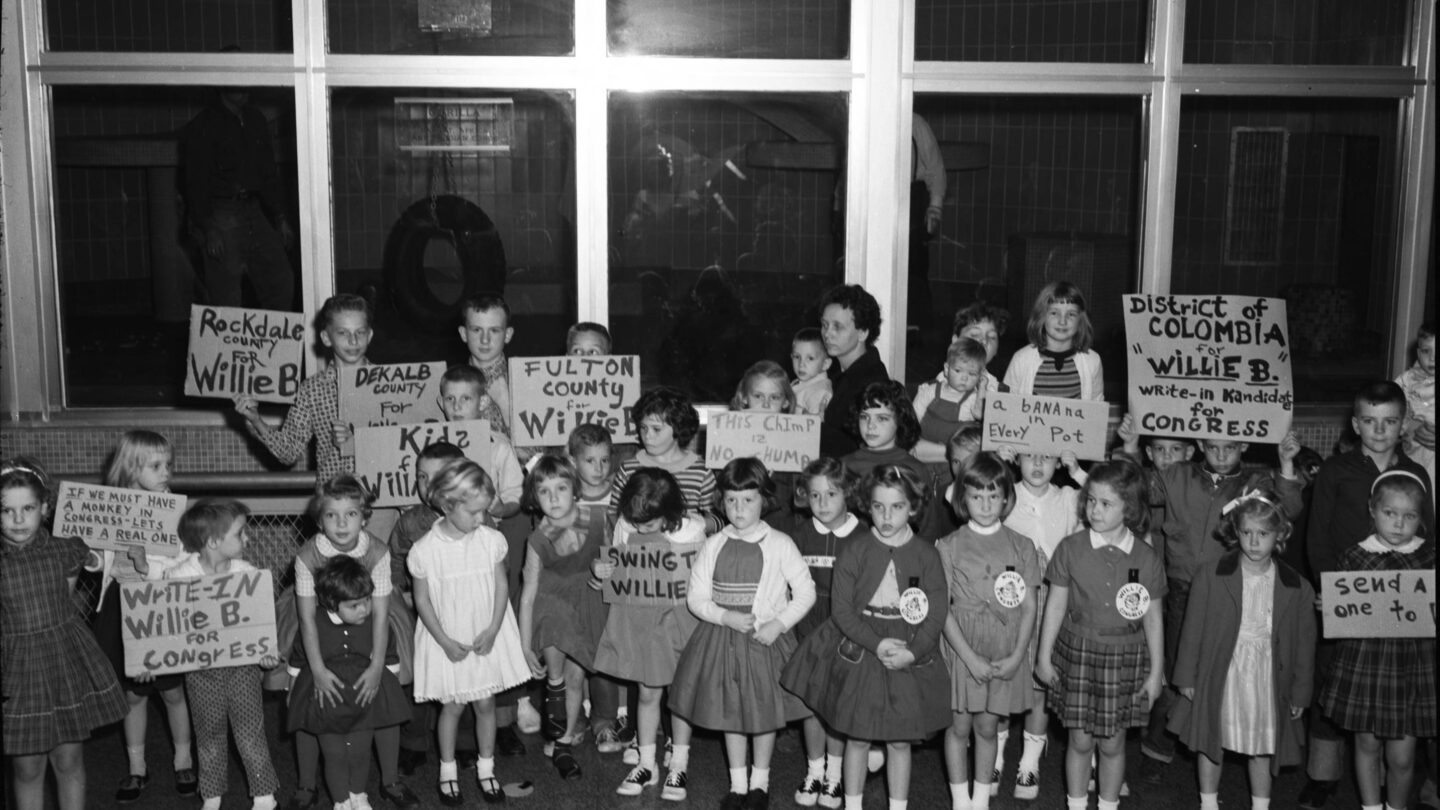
[599,540,704,607]
[354,420,494,508]
[54,481,186,557]
[1124,294,1293,443]
[120,570,276,676]
[184,305,306,403]
[705,411,821,473]
[508,356,640,446]
[1320,570,1435,639]
[981,391,1109,461]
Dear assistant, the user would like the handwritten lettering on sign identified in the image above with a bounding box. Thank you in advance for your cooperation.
[981,391,1109,461]
[184,305,306,403]
[705,412,821,473]
[54,481,186,557]
[509,356,640,446]
[120,570,276,676]
[1124,295,1293,443]
[1321,570,1435,639]
[354,420,494,508]
[338,361,447,457]
[600,540,703,607]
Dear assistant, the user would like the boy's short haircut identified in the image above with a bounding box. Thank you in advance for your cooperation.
[178,498,251,553]
[947,424,983,458]
[317,294,373,330]
[567,423,614,458]
[418,441,467,465]
[566,322,613,353]
[792,326,824,347]
[1418,321,1435,342]
[460,294,511,322]
[313,555,375,612]
[631,386,701,448]
[951,301,1011,338]
[818,284,882,345]
[1353,380,1408,415]
[945,338,988,369]
[311,473,375,521]
[440,364,487,391]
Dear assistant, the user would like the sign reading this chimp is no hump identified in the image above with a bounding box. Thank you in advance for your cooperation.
[184,305,306,403]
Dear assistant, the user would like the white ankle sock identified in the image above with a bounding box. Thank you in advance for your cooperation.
[1097,798,1119,810]
[826,753,844,782]
[973,787,991,810]
[994,729,1009,775]
[949,782,971,810]
[888,799,907,810]
[201,798,222,810]
[751,767,770,792]
[1200,792,1220,810]
[639,744,657,770]
[807,757,825,779]
[126,744,147,776]
[729,766,748,793]
[668,743,690,772]
[1066,796,1088,810]
[251,794,277,810]
[845,797,863,810]
[1251,797,1270,810]
[1018,731,1046,772]
[439,759,458,783]
[477,756,494,779]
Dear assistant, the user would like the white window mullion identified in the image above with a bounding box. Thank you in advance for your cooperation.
[574,0,608,328]
[1391,0,1434,374]
[297,0,332,374]
[1138,0,1184,295]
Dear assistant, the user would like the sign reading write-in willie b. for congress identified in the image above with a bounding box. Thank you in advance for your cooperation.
[54,481,187,557]
[1320,570,1435,639]
[705,411,821,473]
[981,391,1109,461]
[1124,295,1293,443]
[509,356,640,447]
[354,420,494,508]
[120,570,276,677]
[184,305,306,403]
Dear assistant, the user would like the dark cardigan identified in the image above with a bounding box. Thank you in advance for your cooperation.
[829,532,947,660]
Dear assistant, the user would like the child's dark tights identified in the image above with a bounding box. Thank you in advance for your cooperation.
[319,730,375,800]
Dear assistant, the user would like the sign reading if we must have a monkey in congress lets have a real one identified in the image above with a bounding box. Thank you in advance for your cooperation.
[1124,294,1293,443]
[508,356,640,447]
[184,305,306,404]
[54,481,186,557]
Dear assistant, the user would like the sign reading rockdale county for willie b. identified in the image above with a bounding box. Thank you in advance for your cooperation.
[1124,295,1293,443]
[120,570,276,676]
[508,356,640,446]
[184,305,306,403]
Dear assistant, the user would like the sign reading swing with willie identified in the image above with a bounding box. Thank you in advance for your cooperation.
[184,305,307,403]
[1124,295,1293,443]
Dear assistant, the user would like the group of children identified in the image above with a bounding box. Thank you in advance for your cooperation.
[1,284,1434,810]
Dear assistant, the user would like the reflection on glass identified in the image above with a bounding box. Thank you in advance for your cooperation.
[1184,0,1410,65]
[1174,97,1399,401]
[907,95,1142,397]
[46,0,292,52]
[608,92,847,402]
[51,86,298,406]
[330,89,576,367]
[328,0,572,55]
[608,0,848,59]
[915,0,1148,63]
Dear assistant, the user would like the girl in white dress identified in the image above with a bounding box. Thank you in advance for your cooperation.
[408,460,530,805]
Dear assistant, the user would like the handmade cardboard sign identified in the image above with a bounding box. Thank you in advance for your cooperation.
[705,411,821,473]
[54,481,186,557]
[981,391,1108,461]
[120,570,276,676]
[600,539,704,607]
[1321,570,1435,639]
[337,361,447,457]
[509,356,640,447]
[184,305,306,403]
[1124,295,1293,443]
[354,420,494,508]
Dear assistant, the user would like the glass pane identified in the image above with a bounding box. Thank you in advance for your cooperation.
[608,0,849,59]
[608,92,847,402]
[1184,0,1411,65]
[1173,97,1400,401]
[328,0,572,56]
[908,95,1143,398]
[52,85,300,406]
[46,1,292,52]
[915,0,1148,63]
[331,89,576,366]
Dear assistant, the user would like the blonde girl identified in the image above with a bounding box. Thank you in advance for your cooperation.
[1002,280,1103,401]
[730,360,798,414]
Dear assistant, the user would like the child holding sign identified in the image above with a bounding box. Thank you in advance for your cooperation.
[89,430,196,803]
[2,458,128,810]
[1035,461,1163,810]
[731,360,803,526]
[592,468,707,799]
[782,465,951,810]
[1318,471,1436,810]
[166,499,280,810]
[669,458,816,810]
[1002,281,1103,401]
[1168,488,1316,810]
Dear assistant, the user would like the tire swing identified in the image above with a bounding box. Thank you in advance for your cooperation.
[382,194,507,331]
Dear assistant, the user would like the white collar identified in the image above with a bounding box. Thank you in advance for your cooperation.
[812,513,860,537]
[722,521,770,542]
[968,520,1002,535]
[1359,534,1426,554]
[325,610,345,626]
[318,531,369,556]
[1089,528,1135,554]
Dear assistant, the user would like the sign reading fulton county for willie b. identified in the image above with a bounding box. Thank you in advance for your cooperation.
[508,356,640,446]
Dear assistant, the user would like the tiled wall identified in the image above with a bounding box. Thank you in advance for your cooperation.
[0,423,296,477]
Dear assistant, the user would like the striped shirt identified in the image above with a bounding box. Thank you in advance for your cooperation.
[1032,351,1082,399]
[610,452,717,519]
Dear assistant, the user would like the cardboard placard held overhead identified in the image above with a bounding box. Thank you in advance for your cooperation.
[508,356,640,447]
[981,391,1109,461]
[184,305,306,403]
[1320,570,1435,639]
[337,361,447,457]
[704,411,821,473]
[1124,295,1293,443]
[354,420,494,508]
[54,481,187,557]
[120,570,277,676]
[599,539,704,607]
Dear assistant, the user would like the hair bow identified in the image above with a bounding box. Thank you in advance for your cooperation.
[1221,489,1276,515]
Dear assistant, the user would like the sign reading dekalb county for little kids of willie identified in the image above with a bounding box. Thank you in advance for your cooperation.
[1320,570,1435,639]
[600,540,704,607]
[184,305,306,403]
[1124,294,1293,443]
[981,391,1109,461]
[354,419,494,508]
[54,481,186,557]
[508,356,640,447]
[705,411,821,473]
[337,361,447,457]
[120,570,276,677]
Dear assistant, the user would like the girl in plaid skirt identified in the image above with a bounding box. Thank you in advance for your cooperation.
[1035,460,1164,810]
[1318,471,1435,810]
